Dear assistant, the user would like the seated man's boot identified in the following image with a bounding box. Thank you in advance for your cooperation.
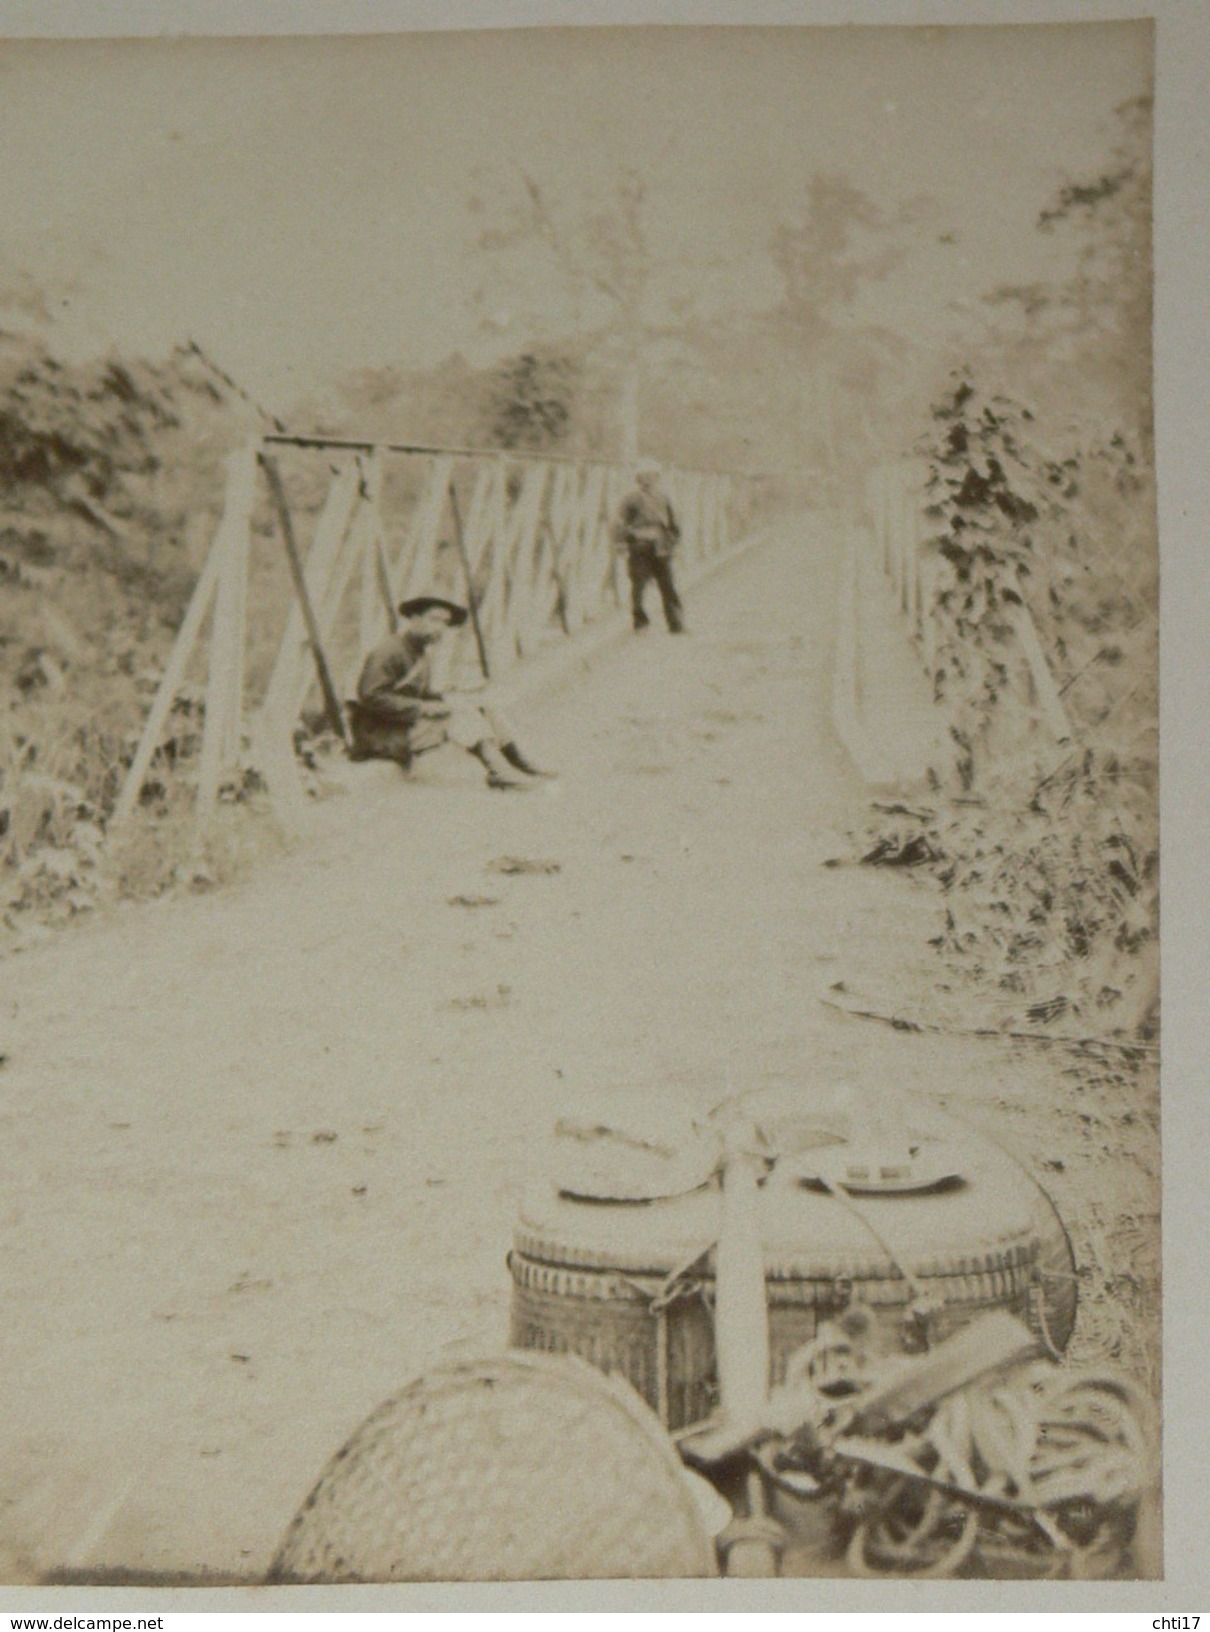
[501,741,556,779]
[471,740,531,790]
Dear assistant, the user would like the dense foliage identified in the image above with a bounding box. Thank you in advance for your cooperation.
[0,332,243,933]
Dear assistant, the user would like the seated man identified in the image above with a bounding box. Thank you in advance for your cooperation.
[347,595,552,791]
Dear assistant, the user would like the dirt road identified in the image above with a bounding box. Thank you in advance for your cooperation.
[0,513,1158,1582]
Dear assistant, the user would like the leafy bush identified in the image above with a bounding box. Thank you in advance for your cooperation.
[0,331,248,939]
[860,371,1158,1039]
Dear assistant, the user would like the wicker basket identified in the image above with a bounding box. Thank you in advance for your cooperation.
[510,1105,1075,1432]
[269,1351,717,1582]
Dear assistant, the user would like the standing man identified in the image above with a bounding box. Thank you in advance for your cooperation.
[348,595,552,790]
[612,459,685,634]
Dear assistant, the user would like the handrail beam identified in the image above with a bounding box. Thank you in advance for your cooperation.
[259,430,777,483]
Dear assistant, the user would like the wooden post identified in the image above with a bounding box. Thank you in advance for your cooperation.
[548,465,576,631]
[525,504,561,649]
[111,538,222,831]
[575,465,599,629]
[574,465,609,623]
[252,454,360,828]
[476,458,513,660]
[498,460,548,665]
[312,506,365,648]
[259,460,360,744]
[374,536,398,633]
[195,444,257,827]
[326,457,393,699]
[220,464,250,774]
[604,466,626,607]
[566,465,603,631]
[503,468,537,660]
[544,464,575,634]
[394,455,453,604]
[111,442,258,834]
[260,453,349,746]
[582,467,617,612]
[357,453,388,654]
[448,480,490,680]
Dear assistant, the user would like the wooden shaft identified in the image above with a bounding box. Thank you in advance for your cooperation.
[715,1144,779,1578]
[715,1147,770,1419]
[259,453,349,745]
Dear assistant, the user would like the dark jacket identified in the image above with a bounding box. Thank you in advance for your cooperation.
[356,631,440,719]
[613,486,680,557]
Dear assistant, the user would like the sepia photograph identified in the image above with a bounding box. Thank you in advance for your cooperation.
[0,4,1176,1601]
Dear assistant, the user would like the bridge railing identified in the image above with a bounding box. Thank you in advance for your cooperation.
[112,437,759,834]
[861,459,1072,750]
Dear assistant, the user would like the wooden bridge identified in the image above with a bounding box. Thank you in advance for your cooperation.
[0,435,1136,1587]
[112,437,761,834]
[111,436,1070,846]
[0,499,1114,1586]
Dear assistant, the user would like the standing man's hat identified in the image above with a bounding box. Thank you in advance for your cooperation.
[634,458,662,480]
[398,595,469,626]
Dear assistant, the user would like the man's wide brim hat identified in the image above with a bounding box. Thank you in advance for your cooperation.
[399,596,469,626]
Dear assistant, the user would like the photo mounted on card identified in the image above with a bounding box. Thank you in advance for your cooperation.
[0,8,1163,1600]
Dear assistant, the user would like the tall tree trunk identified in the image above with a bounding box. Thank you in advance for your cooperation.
[618,355,640,466]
